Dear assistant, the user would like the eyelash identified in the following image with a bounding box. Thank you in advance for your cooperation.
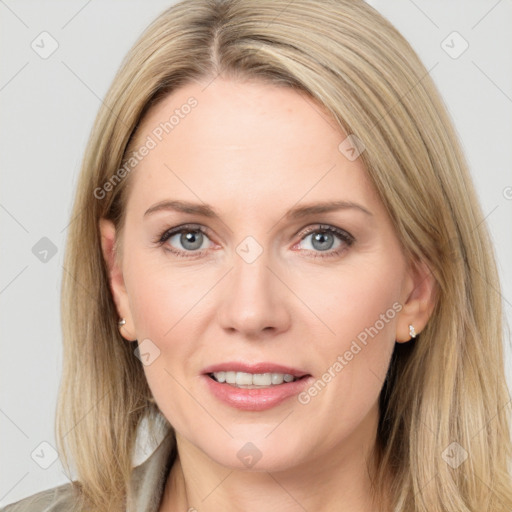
[154,223,355,260]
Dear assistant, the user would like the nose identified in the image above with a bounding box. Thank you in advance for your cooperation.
[216,249,292,338]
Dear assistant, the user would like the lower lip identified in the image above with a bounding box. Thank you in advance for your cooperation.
[203,374,312,411]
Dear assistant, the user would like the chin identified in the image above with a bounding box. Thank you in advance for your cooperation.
[198,434,309,473]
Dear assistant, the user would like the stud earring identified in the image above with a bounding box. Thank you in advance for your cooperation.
[409,324,417,339]
[118,318,126,327]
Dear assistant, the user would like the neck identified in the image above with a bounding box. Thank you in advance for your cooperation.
[159,405,390,512]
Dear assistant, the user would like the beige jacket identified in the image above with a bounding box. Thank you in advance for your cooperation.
[1,433,176,512]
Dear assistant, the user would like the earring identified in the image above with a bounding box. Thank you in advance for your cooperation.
[409,324,417,339]
[118,318,126,327]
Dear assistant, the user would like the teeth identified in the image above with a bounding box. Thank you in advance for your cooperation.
[252,373,271,386]
[215,371,226,383]
[236,372,253,386]
[211,371,299,387]
[271,373,284,385]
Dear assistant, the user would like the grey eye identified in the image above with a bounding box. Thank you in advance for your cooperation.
[310,231,336,251]
[300,230,342,252]
[170,230,207,251]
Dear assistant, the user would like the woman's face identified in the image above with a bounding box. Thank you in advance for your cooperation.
[102,78,429,472]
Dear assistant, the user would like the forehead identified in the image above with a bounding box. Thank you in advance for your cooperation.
[126,78,378,216]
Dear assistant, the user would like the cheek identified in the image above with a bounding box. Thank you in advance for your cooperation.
[125,253,207,339]
[297,253,403,351]
[296,255,402,419]
[123,252,216,391]
[124,260,207,422]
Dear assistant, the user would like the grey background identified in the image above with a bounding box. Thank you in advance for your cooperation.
[1,0,511,505]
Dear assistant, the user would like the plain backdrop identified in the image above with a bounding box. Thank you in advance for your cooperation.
[1,0,511,506]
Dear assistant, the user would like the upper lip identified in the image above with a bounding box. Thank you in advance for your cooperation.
[202,362,310,378]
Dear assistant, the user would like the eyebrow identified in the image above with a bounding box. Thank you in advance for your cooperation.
[144,199,373,219]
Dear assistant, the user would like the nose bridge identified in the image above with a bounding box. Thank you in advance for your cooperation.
[217,238,290,335]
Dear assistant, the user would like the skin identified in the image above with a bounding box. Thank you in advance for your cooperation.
[100,77,436,512]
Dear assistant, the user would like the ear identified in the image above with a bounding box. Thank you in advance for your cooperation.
[396,257,437,343]
[99,218,137,341]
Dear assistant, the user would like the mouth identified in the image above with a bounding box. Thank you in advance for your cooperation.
[202,361,311,389]
[201,362,313,411]
[207,371,310,389]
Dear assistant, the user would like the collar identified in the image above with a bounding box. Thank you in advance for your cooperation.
[126,430,176,512]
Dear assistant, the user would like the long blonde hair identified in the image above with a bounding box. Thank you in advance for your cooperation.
[57,0,512,510]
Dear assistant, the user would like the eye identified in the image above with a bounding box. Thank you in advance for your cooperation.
[156,224,214,258]
[295,224,355,258]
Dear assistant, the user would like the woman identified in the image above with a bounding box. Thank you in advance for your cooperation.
[4,0,511,510]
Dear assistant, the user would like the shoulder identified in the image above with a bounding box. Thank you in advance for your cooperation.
[0,482,82,512]
[2,429,176,512]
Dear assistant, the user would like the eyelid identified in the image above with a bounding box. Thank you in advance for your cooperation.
[156,223,213,243]
[296,224,355,244]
